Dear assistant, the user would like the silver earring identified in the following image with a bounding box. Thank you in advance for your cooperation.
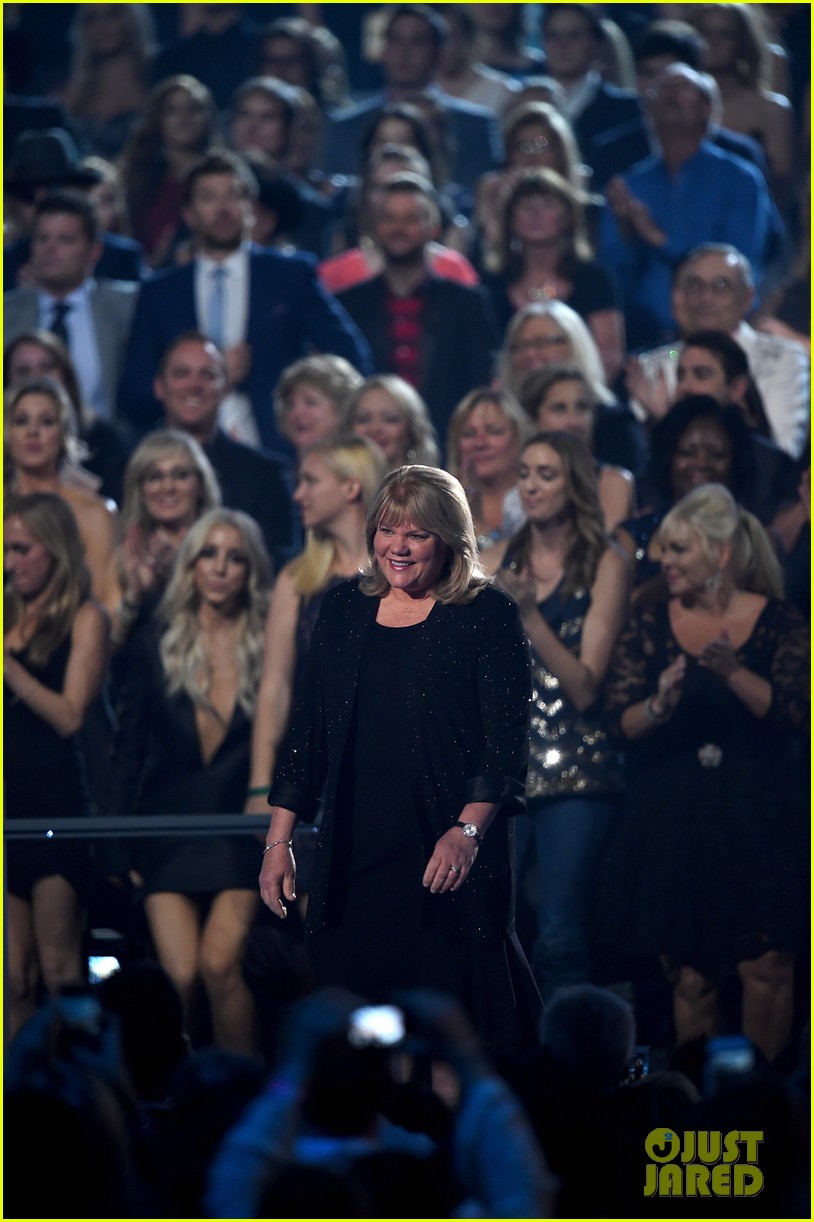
[704,570,721,594]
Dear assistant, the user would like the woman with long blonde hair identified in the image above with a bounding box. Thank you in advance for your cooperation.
[246,436,386,812]
[109,508,271,1053]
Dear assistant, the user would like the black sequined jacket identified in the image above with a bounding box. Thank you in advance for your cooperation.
[269,579,532,942]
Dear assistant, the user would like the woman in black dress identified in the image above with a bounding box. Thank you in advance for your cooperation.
[111,509,271,1053]
[598,483,808,1062]
[4,492,109,1040]
[259,466,534,1051]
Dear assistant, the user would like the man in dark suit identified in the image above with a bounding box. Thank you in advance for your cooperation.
[154,330,299,574]
[119,149,372,451]
[538,4,647,190]
[319,4,502,191]
[4,189,137,421]
[337,174,499,449]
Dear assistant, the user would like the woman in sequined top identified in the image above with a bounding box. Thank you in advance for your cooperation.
[495,431,630,1000]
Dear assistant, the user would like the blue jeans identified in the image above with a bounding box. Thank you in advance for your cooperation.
[515,795,616,1002]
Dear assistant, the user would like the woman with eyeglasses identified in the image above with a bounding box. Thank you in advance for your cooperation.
[103,430,221,650]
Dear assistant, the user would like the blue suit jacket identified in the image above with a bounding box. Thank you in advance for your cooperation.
[119,246,372,449]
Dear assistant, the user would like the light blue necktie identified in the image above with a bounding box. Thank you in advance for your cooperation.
[207,266,227,349]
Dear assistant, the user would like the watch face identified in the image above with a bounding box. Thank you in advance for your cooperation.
[462,823,477,837]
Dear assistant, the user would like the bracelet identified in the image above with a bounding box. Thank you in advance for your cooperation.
[247,785,268,797]
[644,695,670,724]
[263,839,293,855]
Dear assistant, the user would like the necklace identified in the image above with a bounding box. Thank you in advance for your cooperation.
[527,282,560,302]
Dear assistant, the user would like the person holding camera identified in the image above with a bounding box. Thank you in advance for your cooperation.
[259,465,535,1053]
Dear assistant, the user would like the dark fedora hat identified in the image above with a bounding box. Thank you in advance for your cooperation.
[5,128,102,190]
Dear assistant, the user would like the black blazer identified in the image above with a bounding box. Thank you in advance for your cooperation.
[337,273,500,449]
[270,580,532,942]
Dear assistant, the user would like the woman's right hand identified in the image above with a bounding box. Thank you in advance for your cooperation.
[259,842,297,919]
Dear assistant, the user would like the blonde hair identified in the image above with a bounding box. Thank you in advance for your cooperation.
[659,483,784,599]
[158,508,271,719]
[497,302,614,404]
[503,101,584,192]
[359,465,490,605]
[4,491,91,669]
[290,435,388,598]
[346,374,440,467]
[445,387,529,481]
[274,354,364,439]
[119,430,221,538]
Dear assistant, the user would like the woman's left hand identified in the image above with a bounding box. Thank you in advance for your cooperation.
[495,564,536,617]
[423,829,478,894]
[699,628,741,680]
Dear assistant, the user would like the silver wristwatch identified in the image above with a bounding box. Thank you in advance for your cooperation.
[456,821,482,844]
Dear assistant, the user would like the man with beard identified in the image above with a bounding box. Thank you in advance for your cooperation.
[119,149,371,451]
[336,174,499,449]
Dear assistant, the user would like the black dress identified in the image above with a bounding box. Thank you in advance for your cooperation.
[110,624,258,896]
[4,637,92,898]
[595,599,809,970]
[271,582,535,1048]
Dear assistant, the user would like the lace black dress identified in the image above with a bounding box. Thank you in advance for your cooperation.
[595,598,809,968]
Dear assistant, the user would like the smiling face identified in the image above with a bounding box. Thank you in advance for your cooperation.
[4,514,55,602]
[457,399,520,484]
[373,516,448,597]
[672,252,752,334]
[517,440,570,525]
[283,383,340,455]
[7,392,65,475]
[192,522,249,613]
[140,450,202,530]
[154,338,226,441]
[671,418,732,500]
[534,377,594,442]
[350,387,410,468]
[292,451,356,530]
[660,526,722,597]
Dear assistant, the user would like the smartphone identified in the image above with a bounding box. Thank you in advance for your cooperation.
[624,1044,650,1084]
[703,1034,755,1097]
[347,1005,405,1049]
[88,955,121,984]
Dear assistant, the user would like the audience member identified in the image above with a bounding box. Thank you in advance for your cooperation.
[519,366,636,530]
[467,4,546,78]
[4,128,145,290]
[274,354,364,462]
[118,74,218,269]
[4,493,109,1040]
[494,436,629,998]
[627,243,810,458]
[120,150,371,449]
[320,5,503,192]
[246,437,387,818]
[153,331,297,573]
[60,3,155,160]
[4,330,131,505]
[446,387,528,554]
[690,3,795,205]
[436,5,522,114]
[5,379,117,602]
[601,65,774,349]
[598,484,807,1065]
[539,4,647,189]
[109,509,271,1053]
[337,174,499,447]
[346,374,440,470]
[255,16,350,114]
[150,4,257,111]
[481,167,624,382]
[104,429,220,651]
[4,190,138,422]
[496,301,647,478]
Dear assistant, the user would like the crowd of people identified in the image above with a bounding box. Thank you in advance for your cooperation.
[4,3,810,1217]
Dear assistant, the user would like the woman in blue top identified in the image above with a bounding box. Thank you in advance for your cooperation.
[495,431,630,1000]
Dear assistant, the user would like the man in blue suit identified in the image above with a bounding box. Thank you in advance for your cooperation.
[319,4,502,192]
[119,150,371,451]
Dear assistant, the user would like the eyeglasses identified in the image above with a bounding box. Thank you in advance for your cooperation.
[142,467,198,486]
[678,275,739,298]
[514,137,551,155]
[510,335,569,353]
